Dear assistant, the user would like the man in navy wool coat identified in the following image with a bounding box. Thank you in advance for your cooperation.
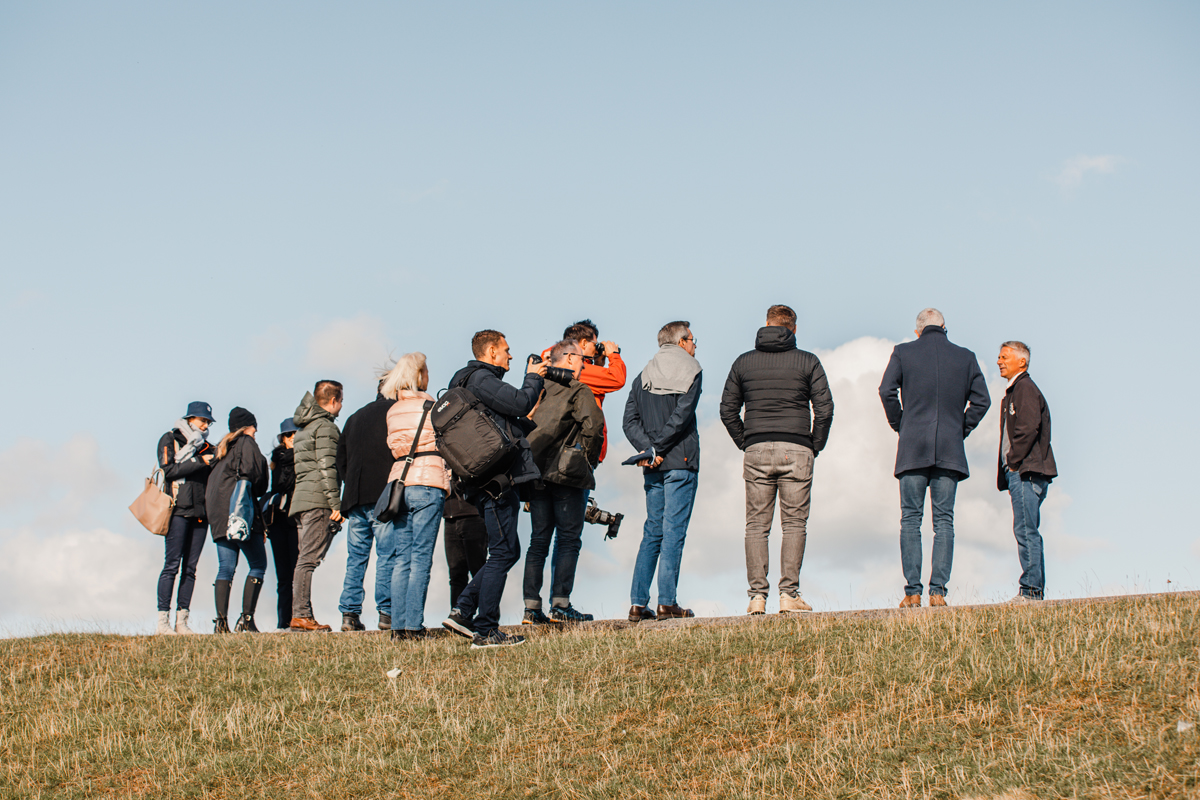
[878,308,991,609]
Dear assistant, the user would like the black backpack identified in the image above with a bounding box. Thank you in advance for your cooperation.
[430,371,518,486]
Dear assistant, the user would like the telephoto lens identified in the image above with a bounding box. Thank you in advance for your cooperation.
[528,354,574,386]
[584,497,623,540]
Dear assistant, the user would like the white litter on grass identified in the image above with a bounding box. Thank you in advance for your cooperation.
[386,668,402,679]
[1178,720,1195,733]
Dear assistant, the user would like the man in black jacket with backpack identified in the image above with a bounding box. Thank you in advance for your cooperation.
[442,329,545,649]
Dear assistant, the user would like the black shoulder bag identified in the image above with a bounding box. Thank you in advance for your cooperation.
[373,400,437,523]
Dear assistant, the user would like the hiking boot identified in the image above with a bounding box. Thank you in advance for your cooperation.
[549,605,593,623]
[470,630,526,649]
[929,595,948,608]
[899,595,921,609]
[289,617,332,632]
[174,610,198,635]
[156,611,176,636]
[656,604,695,619]
[442,610,475,640]
[234,613,259,633]
[780,593,812,613]
[213,616,231,634]
[522,608,558,625]
[391,628,428,641]
[628,605,656,623]
[1006,594,1041,605]
[378,613,392,631]
[746,596,767,615]
[341,613,366,632]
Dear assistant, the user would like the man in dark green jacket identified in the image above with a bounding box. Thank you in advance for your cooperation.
[522,340,604,624]
[289,380,343,631]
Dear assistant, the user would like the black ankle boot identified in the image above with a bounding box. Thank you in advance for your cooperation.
[214,579,232,634]
[235,577,263,632]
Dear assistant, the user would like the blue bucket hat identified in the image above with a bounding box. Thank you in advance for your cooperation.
[185,401,215,422]
[279,418,300,435]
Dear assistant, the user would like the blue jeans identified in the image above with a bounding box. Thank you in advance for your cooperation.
[389,486,446,631]
[898,467,959,597]
[524,482,585,609]
[455,490,522,636]
[157,515,207,611]
[630,469,698,607]
[1006,470,1049,597]
[338,503,395,616]
[214,535,268,582]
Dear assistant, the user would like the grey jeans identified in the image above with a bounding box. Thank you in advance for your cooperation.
[292,508,335,619]
[744,442,813,597]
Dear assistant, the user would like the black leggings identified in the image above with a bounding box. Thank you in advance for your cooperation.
[268,519,299,629]
[157,516,207,611]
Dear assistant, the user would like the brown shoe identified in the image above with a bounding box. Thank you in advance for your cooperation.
[656,604,695,619]
[899,595,921,609]
[929,595,948,608]
[289,617,332,632]
[628,605,656,623]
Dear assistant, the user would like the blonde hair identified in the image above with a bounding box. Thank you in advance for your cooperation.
[216,427,254,460]
[380,352,428,400]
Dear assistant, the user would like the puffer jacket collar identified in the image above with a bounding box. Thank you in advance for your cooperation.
[755,326,797,353]
[293,391,335,427]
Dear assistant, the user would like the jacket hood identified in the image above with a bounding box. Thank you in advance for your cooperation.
[755,326,797,353]
[293,392,334,426]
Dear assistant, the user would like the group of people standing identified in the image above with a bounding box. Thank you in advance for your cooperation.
[150,305,1057,648]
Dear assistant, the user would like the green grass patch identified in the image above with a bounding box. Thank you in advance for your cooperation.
[3,595,1198,798]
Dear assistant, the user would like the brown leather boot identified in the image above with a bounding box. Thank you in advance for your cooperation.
[289,617,332,632]
[899,595,922,609]
[656,604,695,619]
[929,595,948,608]
[628,605,656,623]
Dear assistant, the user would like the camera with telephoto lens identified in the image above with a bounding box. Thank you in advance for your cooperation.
[528,354,574,386]
[584,497,623,540]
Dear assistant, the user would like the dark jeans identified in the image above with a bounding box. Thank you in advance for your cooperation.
[215,535,268,581]
[898,467,959,597]
[292,508,335,620]
[157,515,207,611]
[269,518,299,630]
[523,482,585,609]
[454,490,521,636]
[630,469,698,608]
[444,515,488,613]
[1006,469,1049,597]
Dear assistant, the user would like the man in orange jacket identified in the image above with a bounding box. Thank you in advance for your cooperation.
[541,319,626,463]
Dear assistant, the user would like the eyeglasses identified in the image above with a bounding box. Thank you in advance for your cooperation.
[682,337,697,347]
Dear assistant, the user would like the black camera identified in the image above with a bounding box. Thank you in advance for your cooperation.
[528,354,574,386]
[327,518,343,536]
[584,497,623,540]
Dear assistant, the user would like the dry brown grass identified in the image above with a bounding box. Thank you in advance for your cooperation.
[2,594,1198,798]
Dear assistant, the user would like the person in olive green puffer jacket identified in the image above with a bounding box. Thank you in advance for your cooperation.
[288,380,344,631]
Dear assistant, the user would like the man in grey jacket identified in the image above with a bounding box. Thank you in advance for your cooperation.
[878,309,990,609]
[289,379,344,632]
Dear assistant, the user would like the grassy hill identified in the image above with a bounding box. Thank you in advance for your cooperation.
[3,594,1198,799]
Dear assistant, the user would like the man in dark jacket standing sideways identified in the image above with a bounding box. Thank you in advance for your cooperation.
[335,383,397,632]
[996,341,1057,604]
[879,309,990,608]
[720,304,834,615]
[289,379,344,632]
[442,329,546,649]
[623,321,702,622]
[523,340,605,624]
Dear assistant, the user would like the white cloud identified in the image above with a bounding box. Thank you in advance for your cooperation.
[1054,154,1119,189]
[304,314,392,377]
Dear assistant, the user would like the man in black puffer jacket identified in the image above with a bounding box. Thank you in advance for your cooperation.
[720,304,834,616]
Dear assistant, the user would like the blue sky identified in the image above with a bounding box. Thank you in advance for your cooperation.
[1,2,1197,632]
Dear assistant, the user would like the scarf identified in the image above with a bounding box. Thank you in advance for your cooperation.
[173,419,208,463]
[641,344,701,396]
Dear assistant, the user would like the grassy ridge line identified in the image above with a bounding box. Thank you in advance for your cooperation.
[1,594,1197,799]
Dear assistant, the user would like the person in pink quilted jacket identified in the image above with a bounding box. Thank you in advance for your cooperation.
[380,352,450,639]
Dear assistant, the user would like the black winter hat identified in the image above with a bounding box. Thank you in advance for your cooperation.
[228,407,258,431]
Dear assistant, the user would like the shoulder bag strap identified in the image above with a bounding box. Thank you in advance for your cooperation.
[398,400,436,483]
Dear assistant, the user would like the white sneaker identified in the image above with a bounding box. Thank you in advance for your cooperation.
[174,609,198,635]
[747,596,766,615]
[155,611,176,635]
[1005,594,1037,606]
[779,593,812,613]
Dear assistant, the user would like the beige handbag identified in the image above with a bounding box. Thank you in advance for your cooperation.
[130,469,174,536]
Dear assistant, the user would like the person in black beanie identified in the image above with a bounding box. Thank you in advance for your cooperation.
[205,407,270,632]
[267,418,300,630]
